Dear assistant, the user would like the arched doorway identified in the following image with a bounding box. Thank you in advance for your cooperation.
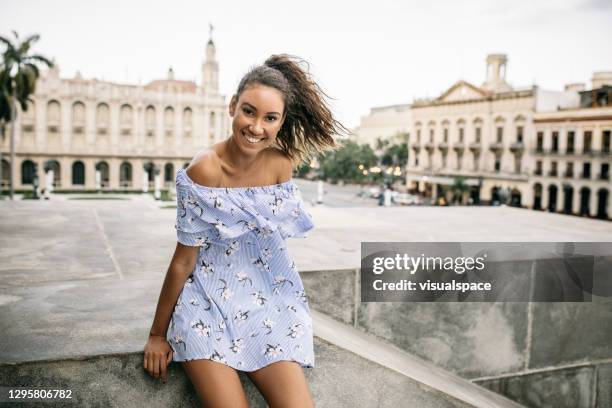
[491,186,501,206]
[164,163,174,184]
[469,185,480,205]
[563,184,574,214]
[597,189,609,220]
[72,161,85,185]
[510,188,521,207]
[45,160,61,187]
[579,187,590,216]
[143,162,155,184]
[21,160,36,185]
[120,162,132,187]
[533,183,542,210]
[547,184,558,212]
[1,159,10,188]
[95,161,110,187]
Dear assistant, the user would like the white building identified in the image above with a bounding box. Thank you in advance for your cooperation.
[352,103,411,148]
[404,54,611,220]
[531,76,611,219]
[1,35,230,192]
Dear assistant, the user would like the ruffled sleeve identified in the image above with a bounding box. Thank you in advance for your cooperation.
[174,169,314,245]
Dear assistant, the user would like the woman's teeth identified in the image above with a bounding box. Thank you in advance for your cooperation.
[243,131,265,144]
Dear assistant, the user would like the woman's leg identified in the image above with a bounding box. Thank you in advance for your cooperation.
[181,360,250,408]
[245,361,315,408]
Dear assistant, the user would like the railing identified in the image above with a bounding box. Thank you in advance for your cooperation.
[489,142,503,152]
[509,142,524,153]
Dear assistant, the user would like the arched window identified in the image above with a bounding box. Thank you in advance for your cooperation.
[96,103,110,135]
[46,100,61,125]
[72,161,85,185]
[146,106,156,127]
[72,101,86,126]
[164,106,174,130]
[183,107,193,138]
[120,104,133,127]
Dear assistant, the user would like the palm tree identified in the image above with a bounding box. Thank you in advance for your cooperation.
[0,31,53,200]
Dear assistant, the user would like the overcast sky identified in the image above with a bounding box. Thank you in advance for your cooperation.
[2,0,611,129]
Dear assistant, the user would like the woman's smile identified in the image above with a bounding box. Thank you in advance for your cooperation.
[242,130,267,144]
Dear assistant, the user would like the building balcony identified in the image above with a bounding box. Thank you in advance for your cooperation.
[437,142,449,152]
[598,173,610,180]
[580,172,591,179]
[21,124,35,133]
[509,141,524,154]
[96,126,108,135]
[424,142,435,152]
[548,170,558,177]
[121,128,132,136]
[563,170,574,178]
[534,169,543,176]
[565,148,575,154]
[411,142,421,151]
[489,142,503,152]
[72,126,84,134]
[452,142,465,152]
[469,142,481,152]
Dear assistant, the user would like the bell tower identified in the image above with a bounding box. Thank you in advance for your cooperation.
[201,23,219,94]
[482,54,512,92]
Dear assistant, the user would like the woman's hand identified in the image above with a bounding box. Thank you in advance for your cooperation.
[144,335,173,383]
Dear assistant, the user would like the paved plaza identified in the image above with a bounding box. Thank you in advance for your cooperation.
[0,187,611,364]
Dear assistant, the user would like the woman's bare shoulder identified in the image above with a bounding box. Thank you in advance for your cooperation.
[265,148,294,183]
[186,149,222,187]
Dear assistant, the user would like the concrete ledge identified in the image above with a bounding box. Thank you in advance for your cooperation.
[1,336,481,408]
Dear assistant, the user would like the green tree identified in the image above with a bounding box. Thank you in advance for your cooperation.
[319,140,377,184]
[451,176,470,205]
[0,31,53,199]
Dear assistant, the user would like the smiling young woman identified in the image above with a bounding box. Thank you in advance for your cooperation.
[143,54,349,407]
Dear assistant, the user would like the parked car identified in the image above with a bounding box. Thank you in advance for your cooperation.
[392,193,422,205]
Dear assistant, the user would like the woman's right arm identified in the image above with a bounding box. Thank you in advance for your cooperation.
[143,242,199,383]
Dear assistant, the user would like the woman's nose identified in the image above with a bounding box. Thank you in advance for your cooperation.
[249,121,264,135]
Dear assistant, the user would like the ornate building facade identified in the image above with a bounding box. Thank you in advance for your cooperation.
[531,80,611,219]
[1,35,230,192]
[352,103,412,148]
[405,54,610,219]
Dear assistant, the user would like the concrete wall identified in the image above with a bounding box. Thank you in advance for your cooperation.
[301,268,612,408]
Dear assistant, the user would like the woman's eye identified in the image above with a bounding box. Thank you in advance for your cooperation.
[266,116,277,122]
[242,108,253,115]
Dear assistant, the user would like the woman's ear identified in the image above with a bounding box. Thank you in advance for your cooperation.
[229,95,237,117]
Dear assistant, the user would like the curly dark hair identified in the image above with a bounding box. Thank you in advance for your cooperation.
[234,54,350,166]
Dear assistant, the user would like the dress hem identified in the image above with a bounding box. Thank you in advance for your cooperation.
[172,356,315,372]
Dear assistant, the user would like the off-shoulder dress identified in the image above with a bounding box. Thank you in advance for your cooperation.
[166,168,315,371]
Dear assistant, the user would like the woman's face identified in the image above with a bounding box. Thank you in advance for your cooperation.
[229,84,285,153]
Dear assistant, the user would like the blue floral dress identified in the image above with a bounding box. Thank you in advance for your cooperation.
[166,168,315,371]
